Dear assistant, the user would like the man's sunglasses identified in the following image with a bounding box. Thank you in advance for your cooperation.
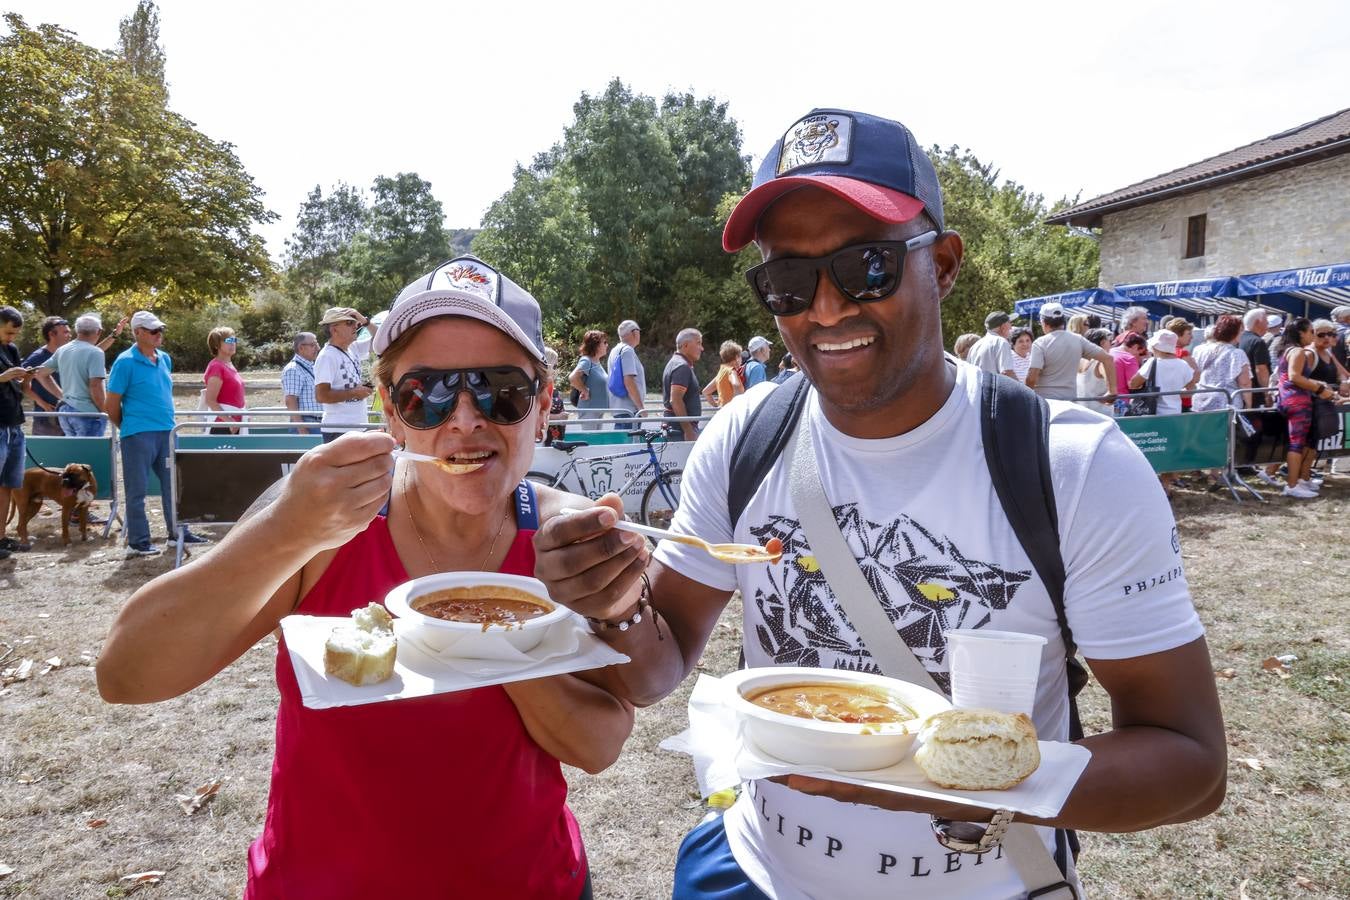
[744,231,939,317]
[391,366,539,429]
[142,327,164,335]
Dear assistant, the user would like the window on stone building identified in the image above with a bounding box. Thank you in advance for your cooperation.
[1184,214,1207,258]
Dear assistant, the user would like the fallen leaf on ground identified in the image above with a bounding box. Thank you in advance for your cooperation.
[176,780,221,815]
[1270,786,1289,797]
[1,659,34,684]
[15,772,43,784]
[1215,668,1238,679]
[1260,657,1292,679]
[87,818,108,828]
[1238,758,1265,771]
[1240,878,1253,900]
[1293,875,1317,889]
[1274,653,1298,663]
[1324,674,1343,684]
[38,656,62,676]
[36,613,49,619]
[120,871,165,892]
[0,862,12,877]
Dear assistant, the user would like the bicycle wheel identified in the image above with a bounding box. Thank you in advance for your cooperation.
[525,470,560,488]
[640,467,683,529]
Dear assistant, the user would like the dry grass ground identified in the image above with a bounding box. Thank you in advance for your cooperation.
[1,379,1347,898]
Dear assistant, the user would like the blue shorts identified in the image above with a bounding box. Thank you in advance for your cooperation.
[0,425,25,489]
[672,815,770,899]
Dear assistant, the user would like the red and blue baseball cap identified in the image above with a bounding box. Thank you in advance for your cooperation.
[723,108,945,252]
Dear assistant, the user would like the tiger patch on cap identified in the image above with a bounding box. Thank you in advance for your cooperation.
[777,113,854,175]
[436,260,498,304]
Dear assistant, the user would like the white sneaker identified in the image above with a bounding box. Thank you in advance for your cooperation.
[1299,479,1321,493]
[1256,470,1282,487]
[1282,484,1318,499]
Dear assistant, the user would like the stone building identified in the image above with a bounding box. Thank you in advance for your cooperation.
[1048,108,1350,288]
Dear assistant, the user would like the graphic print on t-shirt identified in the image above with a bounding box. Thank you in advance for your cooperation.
[747,504,1032,691]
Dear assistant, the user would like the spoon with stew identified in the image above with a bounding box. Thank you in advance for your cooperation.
[562,509,782,565]
[392,448,484,475]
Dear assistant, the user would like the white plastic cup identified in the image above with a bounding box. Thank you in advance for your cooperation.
[945,629,1047,715]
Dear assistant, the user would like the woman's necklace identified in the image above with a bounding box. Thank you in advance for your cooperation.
[402,465,510,573]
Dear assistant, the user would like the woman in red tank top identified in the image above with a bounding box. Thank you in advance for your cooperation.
[97,260,641,899]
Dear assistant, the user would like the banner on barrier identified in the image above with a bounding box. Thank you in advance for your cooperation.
[1115,411,1231,473]
[1234,403,1350,464]
[1314,403,1349,456]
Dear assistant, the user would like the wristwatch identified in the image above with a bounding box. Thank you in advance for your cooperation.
[930,809,1016,854]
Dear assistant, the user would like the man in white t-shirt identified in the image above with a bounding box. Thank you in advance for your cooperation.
[1026,304,1117,402]
[965,311,1016,378]
[313,306,372,442]
[534,109,1225,900]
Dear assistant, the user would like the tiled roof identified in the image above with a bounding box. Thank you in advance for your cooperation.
[1047,108,1350,227]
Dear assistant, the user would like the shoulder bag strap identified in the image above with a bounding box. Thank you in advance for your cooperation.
[786,401,1076,899]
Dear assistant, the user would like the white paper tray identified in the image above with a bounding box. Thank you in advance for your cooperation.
[281,614,630,710]
[660,674,1091,819]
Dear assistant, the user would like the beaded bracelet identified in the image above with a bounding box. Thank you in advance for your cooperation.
[586,573,662,639]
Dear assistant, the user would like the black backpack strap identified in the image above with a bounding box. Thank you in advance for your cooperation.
[727,372,811,531]
[980,370,1074,658]
[980,370,1085,875]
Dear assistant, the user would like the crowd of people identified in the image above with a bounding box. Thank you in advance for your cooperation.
[957,302,1350,498]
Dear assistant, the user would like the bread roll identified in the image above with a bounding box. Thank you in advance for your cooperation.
[913,709,1040,790]
[324,603,397,686]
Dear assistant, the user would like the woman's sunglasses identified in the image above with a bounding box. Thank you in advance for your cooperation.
[391,366,539,429]
[744,231,939,317]
[1315,331,1337,338]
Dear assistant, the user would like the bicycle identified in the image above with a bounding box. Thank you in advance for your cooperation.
[527,429,682,528]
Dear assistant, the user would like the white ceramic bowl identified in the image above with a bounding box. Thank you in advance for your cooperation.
[384,572,571,657]
[724,667,953,772]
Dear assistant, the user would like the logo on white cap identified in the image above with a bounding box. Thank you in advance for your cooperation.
[778,113,854,175]
[436,261,498,305]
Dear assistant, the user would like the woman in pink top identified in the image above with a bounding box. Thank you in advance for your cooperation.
[204,326,246,434]
[1110,331,1147,405]
[97,258,638,899]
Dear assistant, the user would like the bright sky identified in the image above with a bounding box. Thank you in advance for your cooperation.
[11,0,1349,262]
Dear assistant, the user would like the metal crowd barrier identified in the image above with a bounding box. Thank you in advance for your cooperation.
[1068,387,1260,501]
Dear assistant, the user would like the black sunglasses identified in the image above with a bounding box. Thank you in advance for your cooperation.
[391,366,539,429]
[1315,331,1336,338]
[744,231,939,317]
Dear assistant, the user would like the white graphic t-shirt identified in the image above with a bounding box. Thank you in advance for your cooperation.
[314,336,371,433]
[655,361,1203,900]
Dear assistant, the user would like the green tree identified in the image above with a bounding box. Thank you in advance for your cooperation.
[343,172,450,302]
[0,15,274,320]
[282,182,367,323]
[116,0,165,92]
[475,78,755,357]
[932,146,1099,345]
[280,173,452,320]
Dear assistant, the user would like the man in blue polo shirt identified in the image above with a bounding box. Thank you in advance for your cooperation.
[106,311,207,557]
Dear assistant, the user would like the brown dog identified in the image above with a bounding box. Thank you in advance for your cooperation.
[7,464,98,545]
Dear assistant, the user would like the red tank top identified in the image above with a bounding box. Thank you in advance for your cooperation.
[245,494,586,899]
